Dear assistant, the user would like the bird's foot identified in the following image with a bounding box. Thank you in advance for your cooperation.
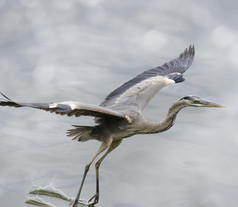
[88,193,99,205]
[70,197,97,207]
[70,199,78,207]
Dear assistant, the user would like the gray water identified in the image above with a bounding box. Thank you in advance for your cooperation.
[0,0,238,207]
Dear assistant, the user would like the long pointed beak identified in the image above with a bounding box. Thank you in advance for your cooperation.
[200,100,226,108]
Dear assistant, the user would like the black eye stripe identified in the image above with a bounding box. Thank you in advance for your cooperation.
[180,96,191,100]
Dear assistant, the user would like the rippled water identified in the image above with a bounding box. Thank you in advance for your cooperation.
[0,1,238,207]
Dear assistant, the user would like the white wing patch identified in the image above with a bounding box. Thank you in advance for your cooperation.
[49,101,78,109]
[60,101,79,109]
[49,102,58,108]
[164,76,176,85]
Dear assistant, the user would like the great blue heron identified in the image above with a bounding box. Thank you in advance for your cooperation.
[0,45,224,206]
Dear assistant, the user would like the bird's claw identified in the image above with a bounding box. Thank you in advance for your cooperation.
[69,196,97,207]
[88,193,99,205]
[69,199,78,207]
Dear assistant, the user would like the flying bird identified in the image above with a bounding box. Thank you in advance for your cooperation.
[0,45,224,206]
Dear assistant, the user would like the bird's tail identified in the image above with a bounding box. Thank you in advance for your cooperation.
[67,125,94,142]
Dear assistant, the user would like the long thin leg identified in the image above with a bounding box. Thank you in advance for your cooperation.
[72,137,112,207]
[88,139,122,205]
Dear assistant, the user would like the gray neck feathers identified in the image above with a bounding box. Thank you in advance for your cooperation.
[142,100,187,134]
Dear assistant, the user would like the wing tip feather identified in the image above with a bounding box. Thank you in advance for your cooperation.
[179,45,195,59]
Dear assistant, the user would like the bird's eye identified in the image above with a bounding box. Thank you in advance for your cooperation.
[193,100,200,104]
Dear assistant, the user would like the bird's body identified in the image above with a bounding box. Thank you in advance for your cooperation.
[0,45,224,206]
[68,100,181,143]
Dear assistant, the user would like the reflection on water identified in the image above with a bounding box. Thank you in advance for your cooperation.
[0,0,238,207]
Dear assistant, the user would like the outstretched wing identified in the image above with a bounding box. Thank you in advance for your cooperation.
[0,92,124,119]
[101,45,195,112]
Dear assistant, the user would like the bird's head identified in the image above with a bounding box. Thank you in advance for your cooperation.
[180,95,225,108]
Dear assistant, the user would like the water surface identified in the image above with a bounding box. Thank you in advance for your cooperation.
[0,1,238,207]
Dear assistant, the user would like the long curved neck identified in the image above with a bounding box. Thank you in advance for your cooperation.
[141,101,187,134]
